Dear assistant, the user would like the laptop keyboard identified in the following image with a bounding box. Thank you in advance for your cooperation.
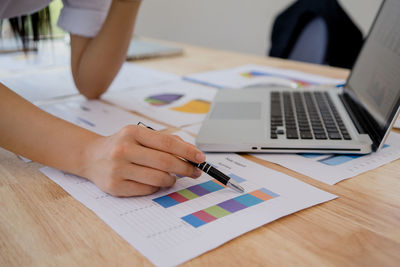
[270,91,351,140]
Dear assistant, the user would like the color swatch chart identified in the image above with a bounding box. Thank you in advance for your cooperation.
[182,188,279,228]
[153,173,246,208]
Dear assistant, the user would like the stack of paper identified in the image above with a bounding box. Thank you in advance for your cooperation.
[0,39,70,74]
[103,81,217,127]
[184,64,345,89]
[40,98,167,136]
[41,148,336,266]
[2,63,180,102]
[394,118,400,129]
[251,132,400,185]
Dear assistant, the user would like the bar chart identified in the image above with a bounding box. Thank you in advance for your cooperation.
[153,173,246,208]
[181,188,280,228]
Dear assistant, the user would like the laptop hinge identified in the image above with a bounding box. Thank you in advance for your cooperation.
[339,92,381,151]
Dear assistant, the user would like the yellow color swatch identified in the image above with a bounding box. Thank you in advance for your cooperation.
[170,100,210,114]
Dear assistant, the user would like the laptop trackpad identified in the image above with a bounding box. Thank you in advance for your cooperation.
[210,102,261,120]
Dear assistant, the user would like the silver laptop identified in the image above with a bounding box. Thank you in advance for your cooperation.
[196,0,400,154]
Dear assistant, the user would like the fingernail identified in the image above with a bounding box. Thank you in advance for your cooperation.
[193,168,202,178]
[196,152,205,162]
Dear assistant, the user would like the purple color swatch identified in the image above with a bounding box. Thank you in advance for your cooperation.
[187,184,210,196]
[218,199,247,213]
[151,94,182,102]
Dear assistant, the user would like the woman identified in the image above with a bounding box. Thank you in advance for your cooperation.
[0,0,205,196]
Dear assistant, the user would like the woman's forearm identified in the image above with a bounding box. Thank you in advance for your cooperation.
[0,84,99,175]
[70,0,142,99]
[0,82,205,197]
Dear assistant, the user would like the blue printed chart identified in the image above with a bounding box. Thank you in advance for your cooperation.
[298,144,390,167]
[252,133,400,185]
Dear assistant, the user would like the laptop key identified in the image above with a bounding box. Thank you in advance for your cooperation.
[315,134,327,139]
[328,132,342,139]
[274,91,350,142]
[286,130,299,139]
[286,125,297,129]
[300,132,313,139]
[343,134,352,140]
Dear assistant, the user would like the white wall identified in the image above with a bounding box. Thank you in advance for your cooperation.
[135,0,383,56]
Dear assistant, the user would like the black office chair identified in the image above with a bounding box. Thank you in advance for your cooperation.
[268,0,364,69]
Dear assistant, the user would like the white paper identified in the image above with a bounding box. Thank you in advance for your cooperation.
[181,123,202,135]
[106,63,180,93]
[0,40,70,73]
[184,64,345,89]
[103,81,217,127]
[2,63,180,102]
[40,98,167,136]
[251,132,400,185]
[2,68,78,102]
[394,117,400,129]
[18,155,32,163]
[40,151,336,267]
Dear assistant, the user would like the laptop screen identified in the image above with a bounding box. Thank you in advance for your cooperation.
[345,0,400,143]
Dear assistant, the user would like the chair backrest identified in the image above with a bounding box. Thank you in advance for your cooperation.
[287,16,328,65]
[268,0,363,69]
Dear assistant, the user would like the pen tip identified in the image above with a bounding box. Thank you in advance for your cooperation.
[227,180,245,194]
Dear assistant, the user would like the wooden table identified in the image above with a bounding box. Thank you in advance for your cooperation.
[1,41,399,266]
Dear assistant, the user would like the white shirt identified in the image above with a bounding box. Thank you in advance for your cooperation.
[0,0,112,37]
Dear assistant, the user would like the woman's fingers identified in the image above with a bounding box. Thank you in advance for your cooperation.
[133,126,206,163]
[109,179,160,197]
[85,125,207,197]
[125,144,202,178]
[118,164,178,187]
[90,161,173,197]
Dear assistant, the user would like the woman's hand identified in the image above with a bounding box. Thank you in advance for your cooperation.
[81,125,205,197]
[1,85,204,197]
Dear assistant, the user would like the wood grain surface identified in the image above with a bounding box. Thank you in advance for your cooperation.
[1,40,399,266]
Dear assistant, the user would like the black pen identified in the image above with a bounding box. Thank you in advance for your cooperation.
[137,122,245,194]
[188,161,244,193]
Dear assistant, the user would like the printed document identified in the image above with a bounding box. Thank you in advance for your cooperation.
[184,64,345,89]
[103,81,217,127]
[252,132,400,185]
[40,132,336,266]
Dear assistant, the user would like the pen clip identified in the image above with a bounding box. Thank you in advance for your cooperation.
[137,121,155,130]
